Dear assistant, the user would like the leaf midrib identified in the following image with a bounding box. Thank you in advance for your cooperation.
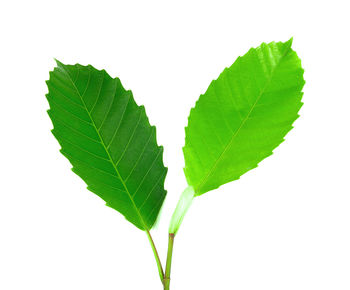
[195,45,291,194]
[59,65,149,230]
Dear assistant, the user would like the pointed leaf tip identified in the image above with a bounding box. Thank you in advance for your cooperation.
[54,58,64,67]
[285,37,293,48]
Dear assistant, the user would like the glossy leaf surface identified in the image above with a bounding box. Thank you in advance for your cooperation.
[184,39,305,195]
[46,61,167,230]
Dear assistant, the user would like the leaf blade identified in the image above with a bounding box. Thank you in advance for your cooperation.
[47,61,167,230]
[184,39,305,195]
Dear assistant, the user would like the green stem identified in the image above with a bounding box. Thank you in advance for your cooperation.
[163,233,175,290]
[146,230,164,283]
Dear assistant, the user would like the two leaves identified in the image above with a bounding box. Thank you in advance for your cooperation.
[46,39,304,230]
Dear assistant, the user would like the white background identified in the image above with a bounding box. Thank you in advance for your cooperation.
[1,0,349,289]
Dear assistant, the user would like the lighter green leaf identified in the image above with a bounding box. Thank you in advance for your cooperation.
[46,61,167,230]
[184,39,305,196]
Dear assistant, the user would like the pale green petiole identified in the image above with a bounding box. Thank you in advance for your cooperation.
[169,186,195,235]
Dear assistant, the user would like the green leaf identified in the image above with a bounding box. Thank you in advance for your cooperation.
[183,39,305,196]
[46,61,167,230]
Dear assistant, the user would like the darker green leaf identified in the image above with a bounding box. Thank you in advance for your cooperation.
[46,61,167,230]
